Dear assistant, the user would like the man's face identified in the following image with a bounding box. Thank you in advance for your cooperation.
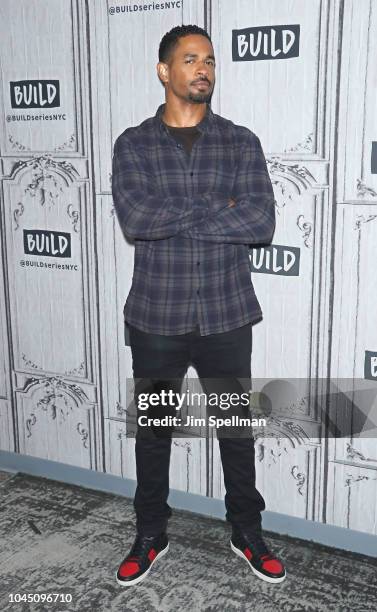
[158,34,216,103]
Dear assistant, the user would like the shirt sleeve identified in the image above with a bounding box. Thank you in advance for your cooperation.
[111,133,229,240]
[179,132,276,245]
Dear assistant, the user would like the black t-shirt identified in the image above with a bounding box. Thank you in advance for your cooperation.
[164,123,201,330]
[164,124,201,155]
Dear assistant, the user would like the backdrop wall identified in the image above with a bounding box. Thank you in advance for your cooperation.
[1,0,376,538]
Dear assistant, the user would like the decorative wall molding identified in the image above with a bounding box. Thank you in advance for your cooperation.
[11,155,79,188]
[19,376,89,427]
[116,402,128,418]
[22,354,85,377]
[291,465,307,496]
[64,362,85,377]
[345,473,377,487]
[54,134,77,152]
[26,413,37,438]
[13,202,24,231]
[283,133,314,154]
[255,417,311,469]
[22,353,41,370]
[267,157,318,209]
[356,178,377,200]
[296,214,313,248]
[77,422,89,448]
[10,155,81,231]
[354,214,377,230]
[8,135,31,152]
[346,443,377,464]
[255,417,311,448]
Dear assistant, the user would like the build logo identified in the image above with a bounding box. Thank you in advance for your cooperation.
[232,24,300,61]
[10,80,60,108]
[365,351,377,381]
[250,245,300,276]
[23,230,71,258]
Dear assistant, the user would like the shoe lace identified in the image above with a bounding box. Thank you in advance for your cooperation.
[126,534,156,563]
[241,529,273,561]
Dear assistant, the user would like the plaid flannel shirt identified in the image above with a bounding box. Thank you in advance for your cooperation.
[111,102,276,336]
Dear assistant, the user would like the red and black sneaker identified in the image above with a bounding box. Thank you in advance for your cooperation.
[116,532,169,586]
[230,526,286,583]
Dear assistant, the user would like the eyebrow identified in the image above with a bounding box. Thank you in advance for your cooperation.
[183,53,216,60]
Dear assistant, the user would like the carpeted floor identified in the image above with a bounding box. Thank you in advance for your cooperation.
[0,471,376,612]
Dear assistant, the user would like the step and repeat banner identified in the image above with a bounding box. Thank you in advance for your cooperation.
[1,0,377,536]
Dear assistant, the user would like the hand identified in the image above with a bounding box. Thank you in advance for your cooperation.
[228,197,236,208]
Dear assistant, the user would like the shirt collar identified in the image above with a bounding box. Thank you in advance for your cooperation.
[155,102,214,135]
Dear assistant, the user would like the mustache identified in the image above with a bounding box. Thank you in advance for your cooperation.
[192,78,211,85]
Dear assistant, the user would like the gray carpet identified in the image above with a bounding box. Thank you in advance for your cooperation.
[0,471,376,612]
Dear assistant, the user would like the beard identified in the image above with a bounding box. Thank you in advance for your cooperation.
[187,91,212,103]
[187,81,213,103]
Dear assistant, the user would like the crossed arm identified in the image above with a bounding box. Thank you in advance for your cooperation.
[111,130,275,245]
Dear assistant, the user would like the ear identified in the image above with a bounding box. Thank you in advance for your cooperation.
[157,61,169,85]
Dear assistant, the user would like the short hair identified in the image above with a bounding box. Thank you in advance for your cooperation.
[158,24,212,64]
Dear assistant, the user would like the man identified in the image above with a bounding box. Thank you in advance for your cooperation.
[111,24,286,586]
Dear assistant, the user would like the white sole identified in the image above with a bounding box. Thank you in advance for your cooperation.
[116,541,169,587]
[230,539,286,583]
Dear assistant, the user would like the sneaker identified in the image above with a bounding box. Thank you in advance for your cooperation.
[116,532,169,586]
[230,526,286,583]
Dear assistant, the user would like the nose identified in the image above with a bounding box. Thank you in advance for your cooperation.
[195,63,210,80]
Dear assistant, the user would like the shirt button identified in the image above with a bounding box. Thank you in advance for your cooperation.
[197,261,200,266]
[190,172,194,176]
[197,289,200,295]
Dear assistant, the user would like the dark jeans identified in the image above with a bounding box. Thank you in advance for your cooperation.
[127,322,266,536]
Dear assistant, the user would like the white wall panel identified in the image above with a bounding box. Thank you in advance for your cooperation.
[0,0,102,466]
[210,0,330,156]
[326,462,377,533]
[15,373,100,469]
[337,0,377,202]
[3,159,92,378]
[0,0,86,156]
